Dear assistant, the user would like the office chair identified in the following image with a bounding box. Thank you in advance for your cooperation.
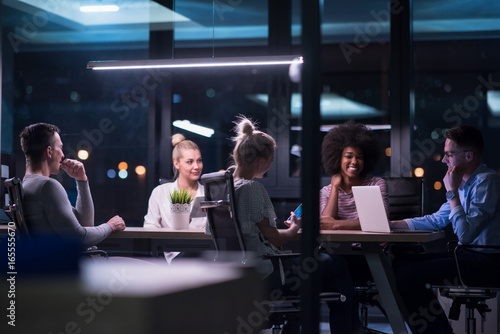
[384,177,428,257]
[158,177,172,185]
[4,177,31,240]
[3,176,108,258]
[385,177,424,221]
[429,244,500,334]
[200,170,345,334]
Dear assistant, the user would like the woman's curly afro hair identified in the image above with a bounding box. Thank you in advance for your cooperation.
[321,120,381,177]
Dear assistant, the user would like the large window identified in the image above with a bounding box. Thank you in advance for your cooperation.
[3,0,500,225]
[412,1,500,213]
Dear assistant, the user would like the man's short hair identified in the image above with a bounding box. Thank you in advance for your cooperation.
[20,123,60,165]
[445,125,484,158]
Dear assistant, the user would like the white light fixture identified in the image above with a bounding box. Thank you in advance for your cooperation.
[290,124,392,132]
[173,120,215,138]
[80,5,119,13]
[87,55,303,71]
[487,90,500,116]
[248,92,384,119]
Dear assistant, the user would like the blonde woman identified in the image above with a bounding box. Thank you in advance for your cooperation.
[143,134,205,229]
[231,116,364,334]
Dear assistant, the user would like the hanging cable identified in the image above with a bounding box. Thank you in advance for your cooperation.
[212,0,215,58]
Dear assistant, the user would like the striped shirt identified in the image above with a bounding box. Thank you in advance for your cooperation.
[319,176,388,220]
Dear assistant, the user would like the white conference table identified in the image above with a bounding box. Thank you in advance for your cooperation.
[317,230,446,334]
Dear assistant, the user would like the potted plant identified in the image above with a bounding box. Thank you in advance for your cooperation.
[169,189,193,230]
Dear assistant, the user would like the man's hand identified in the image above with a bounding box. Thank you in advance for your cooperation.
[60,158,88,182]
[390,220,409,230]
[443,166,464,192]
[106,215,126,232]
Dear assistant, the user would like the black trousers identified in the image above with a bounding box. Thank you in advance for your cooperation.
[394,248,500,334]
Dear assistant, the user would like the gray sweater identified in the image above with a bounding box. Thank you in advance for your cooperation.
[22,174,112,247]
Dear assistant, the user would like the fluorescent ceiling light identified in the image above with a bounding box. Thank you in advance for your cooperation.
[173,120,215,138]
[87,56,303,70]
[290,124,391,132]
[80,5,119,13]
[487,91,500,116]
[247,92,384,119]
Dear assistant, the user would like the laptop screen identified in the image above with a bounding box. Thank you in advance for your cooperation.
[352,186,391,233]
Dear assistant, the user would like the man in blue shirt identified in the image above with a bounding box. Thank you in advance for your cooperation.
[391,125,500,334]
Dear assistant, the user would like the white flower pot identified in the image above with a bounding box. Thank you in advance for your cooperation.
[170,203,191,230]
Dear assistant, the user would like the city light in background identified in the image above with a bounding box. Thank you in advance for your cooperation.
[118,162,128,171]
[414,167,424,177]
[107,169,116,179]
[78,149,89,160]
[106,162,146,179]
[135,165,146,176]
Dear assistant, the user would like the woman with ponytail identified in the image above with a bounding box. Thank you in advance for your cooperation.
[231,116,365,334]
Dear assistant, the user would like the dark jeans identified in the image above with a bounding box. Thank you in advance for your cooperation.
[394,248,500,334]
[265,253,361,334]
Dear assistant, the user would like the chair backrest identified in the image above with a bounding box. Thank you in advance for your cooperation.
[159,178,172,185]
[4,177,31,239]
[384,177,424,220]
[200,170,246,260]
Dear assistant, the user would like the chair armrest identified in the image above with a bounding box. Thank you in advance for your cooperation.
[200,200,226,209]
[83,246,109,259]
[272,292,346,305]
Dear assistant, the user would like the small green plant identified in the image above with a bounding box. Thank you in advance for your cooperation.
[169,189,193,205]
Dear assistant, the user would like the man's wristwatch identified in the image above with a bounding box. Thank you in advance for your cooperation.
[446,190,457,201]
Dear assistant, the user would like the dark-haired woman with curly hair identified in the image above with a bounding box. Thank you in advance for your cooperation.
[320,120,388,230]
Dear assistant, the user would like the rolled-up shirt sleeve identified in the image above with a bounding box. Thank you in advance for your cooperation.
[405,202,451,231]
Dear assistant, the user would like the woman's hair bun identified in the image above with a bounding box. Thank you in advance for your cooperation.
[171,133,186,147]
[234,116,255,138]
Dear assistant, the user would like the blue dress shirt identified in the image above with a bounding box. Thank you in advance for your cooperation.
[407,164,500,248]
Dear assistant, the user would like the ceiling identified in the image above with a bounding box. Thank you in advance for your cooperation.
[3,0,500,51]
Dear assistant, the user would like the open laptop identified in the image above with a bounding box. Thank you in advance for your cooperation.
[352,186,430,233]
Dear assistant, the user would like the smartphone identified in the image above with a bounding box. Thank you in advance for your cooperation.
[293,203,302,219]
[285,203,302,226]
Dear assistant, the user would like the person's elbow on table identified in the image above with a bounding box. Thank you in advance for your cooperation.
[389,220,409,230]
